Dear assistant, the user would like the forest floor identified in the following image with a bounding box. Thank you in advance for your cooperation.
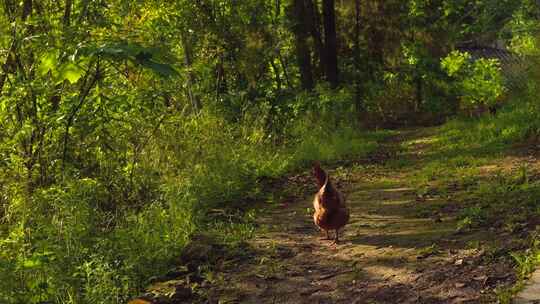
[134,127,540,304]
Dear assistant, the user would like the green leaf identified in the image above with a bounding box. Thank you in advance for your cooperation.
[81,41,179,78]
[140,60,179,78]
[58,63,85,84]
[22,257,42,269]
[38,51,59,76]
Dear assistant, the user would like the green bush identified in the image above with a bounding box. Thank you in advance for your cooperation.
[441,50,506,114]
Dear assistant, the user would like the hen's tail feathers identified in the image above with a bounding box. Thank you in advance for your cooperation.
[312,161,327,189]
[321,181,338,205]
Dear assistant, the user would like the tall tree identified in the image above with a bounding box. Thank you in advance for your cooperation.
[322,0,338,87]
[354,0,362,114]
[291,0,314,90]
[306,0,325,78]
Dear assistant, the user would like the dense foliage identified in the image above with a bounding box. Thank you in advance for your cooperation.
[1,0,539,303]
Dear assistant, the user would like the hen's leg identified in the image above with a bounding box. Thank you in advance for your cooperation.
[320,230,331,240]
[332,229,340,245]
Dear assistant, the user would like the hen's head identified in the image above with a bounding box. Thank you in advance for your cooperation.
[312,161,327,188]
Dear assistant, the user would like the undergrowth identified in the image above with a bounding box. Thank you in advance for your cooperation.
[0,89,387,303]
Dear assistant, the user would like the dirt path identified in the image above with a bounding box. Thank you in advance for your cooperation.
[134,128,525,304]
[195,129,516,304]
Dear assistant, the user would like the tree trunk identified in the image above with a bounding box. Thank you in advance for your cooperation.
[22,0,32,20]
[291,0,314,90]
[278,50,293,89]
[63,0,72,27]
[305,0,325,78]
[322,0,338,87]
[216,57,228,97]
[415,72,422,113]
[354,0,362,114]
[370,2,384,67]
[0,73,5,94]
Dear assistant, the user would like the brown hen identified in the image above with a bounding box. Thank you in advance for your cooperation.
[312,162,349,244]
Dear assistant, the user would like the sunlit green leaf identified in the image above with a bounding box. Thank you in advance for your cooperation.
[38,51,59,76]
[22,258,42,269]
[57,63,85,84]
